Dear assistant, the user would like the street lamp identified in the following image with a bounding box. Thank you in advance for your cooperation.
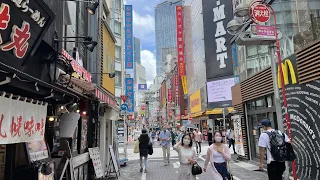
[227,2,297,180]
[54,36,98,52]
[62,0,99,15]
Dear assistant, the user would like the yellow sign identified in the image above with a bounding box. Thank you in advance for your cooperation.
[190,89,201,114]
[278,58,297,88]
[102,23,115,95]
[181,75,188,95]
[206,107,234,115]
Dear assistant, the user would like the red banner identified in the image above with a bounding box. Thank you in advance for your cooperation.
[168,89,172,103]
[175,75,179,104]
[176,6,185,76]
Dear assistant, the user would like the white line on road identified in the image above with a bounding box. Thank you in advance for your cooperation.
[141,172,146,180]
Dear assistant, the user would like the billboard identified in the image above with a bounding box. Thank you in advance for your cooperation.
[278,55,320,179]
[176,6,185,76]
[125,78,134,113]
[190,89,201,114]
[202,0,234,79]
[125,5,133,69]
[207,77,235,108]
[137,84,147,91]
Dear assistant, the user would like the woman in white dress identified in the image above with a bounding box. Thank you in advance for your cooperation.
[173,133,197,180]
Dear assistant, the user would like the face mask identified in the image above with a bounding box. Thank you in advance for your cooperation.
[215,137,222,142]
[183,139,190,145]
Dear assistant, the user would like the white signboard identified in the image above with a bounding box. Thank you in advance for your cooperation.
[0,94,47,144]
[26,140,49,162]
[207,78,235,102]
[109,145,119,172]
[232,115,245,156]
[88,148,104,178]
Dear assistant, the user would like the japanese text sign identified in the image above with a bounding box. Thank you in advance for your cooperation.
[251,25,276,36]
[0,95,48,144]
[250,4,270,24]
[168,89,172,103]
[176,6,185,76]
[125,78,134,113]
[0,1,54,67]
[175,75,179,104]
[62,49,92,82]
[125,5,133,70]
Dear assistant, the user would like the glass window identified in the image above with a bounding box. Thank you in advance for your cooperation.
[267,96,273,107]
[115,71,122,87]
[256,99,265,109]
[115,46,121,61]
[115,0,121,11]
[247,101,255,110]
[114,21,121,35]
[246,46,258,57]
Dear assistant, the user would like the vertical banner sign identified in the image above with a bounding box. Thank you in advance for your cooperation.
[168,89,172,103]
[125,78,134,113]
[232,115,245,156]
[176,6,185,76]
[202,0,234,79]
[175,75,179,105]
[125,5,133,70]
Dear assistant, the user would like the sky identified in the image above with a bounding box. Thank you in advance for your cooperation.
[124,0,163,85]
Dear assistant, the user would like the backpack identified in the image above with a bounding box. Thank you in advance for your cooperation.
[266,130,287,162]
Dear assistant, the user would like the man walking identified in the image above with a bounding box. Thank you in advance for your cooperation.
[258,119,290,180]
[193,128,203,154]
[227,127,236,154]
[159,126,171,166]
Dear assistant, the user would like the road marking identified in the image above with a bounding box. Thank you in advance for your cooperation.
[173,162,180,168]
[141,171,147,180]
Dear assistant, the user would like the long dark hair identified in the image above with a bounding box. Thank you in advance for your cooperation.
[181,133,193,147]
[213,131,224,143]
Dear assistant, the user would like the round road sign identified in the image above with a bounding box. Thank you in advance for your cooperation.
[251,4,271,24]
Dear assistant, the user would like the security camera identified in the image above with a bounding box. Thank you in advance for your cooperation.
[108,73,115,78]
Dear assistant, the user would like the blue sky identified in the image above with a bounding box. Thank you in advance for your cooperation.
[124,0,162,85]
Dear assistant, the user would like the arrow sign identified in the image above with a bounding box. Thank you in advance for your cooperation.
[121,104,128,111]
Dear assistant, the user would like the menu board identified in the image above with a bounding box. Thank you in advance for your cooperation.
[26,140,49,162]
[88,148,104,178]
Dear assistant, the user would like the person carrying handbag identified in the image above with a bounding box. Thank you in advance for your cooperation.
[138,129,150,173]
[173,133,198,180]
[203,131,232,180]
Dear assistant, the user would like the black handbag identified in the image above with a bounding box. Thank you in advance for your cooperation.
[191,163,202,175]
[286,142,296,161]
[148,143,153,155]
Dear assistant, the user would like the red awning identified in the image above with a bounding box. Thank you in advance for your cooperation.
[60,75,95,92]
[95,87,119,110]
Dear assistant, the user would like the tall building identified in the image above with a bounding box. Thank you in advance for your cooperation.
[134,62,147,115]
[155,0,182,75]
[133,37,141,64]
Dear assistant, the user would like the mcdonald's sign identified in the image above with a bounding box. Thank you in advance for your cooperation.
[278,57,298,88]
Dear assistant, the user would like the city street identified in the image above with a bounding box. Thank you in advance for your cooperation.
[112,141,269,180]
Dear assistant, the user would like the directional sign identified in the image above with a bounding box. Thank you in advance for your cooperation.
[121,110,128,116]
[121,104,128,111]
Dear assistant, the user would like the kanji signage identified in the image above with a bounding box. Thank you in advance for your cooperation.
[168,89,172,103]
[125,5,133,70]
[0,0,54,67]
[61,49,92,82]
[176,6,185,76]
[125,78,134,113]
[0,94,48,144]
[175,75,179,104]
[250,3,270,24]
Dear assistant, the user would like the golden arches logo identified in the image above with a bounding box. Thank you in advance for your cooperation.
[278,59,297,88]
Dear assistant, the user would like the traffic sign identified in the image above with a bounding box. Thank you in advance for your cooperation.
[250,4,270,24]
[121,110,128,116]
[121,104,128,111]
[120,95,128,103]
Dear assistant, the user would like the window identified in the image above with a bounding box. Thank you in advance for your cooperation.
[115,0,121,12]
[115,71,122,87]
[115,46,121,61]
[114,21,121,35]
[256,99,265,109]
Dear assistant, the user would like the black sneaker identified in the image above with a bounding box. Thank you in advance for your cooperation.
[140,168,143,172]
[144,169,147,173]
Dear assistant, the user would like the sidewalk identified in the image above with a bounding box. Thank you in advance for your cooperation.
[115,142,269,180]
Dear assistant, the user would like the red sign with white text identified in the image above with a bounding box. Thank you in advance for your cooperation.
[168,89,172,103]
[251,4,270,24]
[175,75,179,104]
[176,6,185,76]
[0,95,47,144]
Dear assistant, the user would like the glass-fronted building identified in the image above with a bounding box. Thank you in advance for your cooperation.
[133,37,141,64]
[155,0,182,75]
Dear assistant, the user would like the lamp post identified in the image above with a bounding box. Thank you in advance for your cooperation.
[227,1,297,180]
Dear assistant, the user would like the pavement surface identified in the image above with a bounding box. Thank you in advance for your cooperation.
[109,141,269,180]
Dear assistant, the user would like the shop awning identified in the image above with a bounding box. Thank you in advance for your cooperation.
[61,75,95,92]
[206,107,235,115]
[191,111,205,118]
[95,87,119,111]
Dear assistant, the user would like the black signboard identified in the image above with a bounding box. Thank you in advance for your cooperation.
[0,0,55,69]
[202,0,234,80]
[279,55,320,180]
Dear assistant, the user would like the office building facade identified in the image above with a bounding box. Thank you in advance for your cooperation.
[133,37,141,64]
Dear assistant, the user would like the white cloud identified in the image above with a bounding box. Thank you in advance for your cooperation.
[124,0,128,5]
[141,50,156,86]
[143,6,153,12]
[132,10,155,44]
